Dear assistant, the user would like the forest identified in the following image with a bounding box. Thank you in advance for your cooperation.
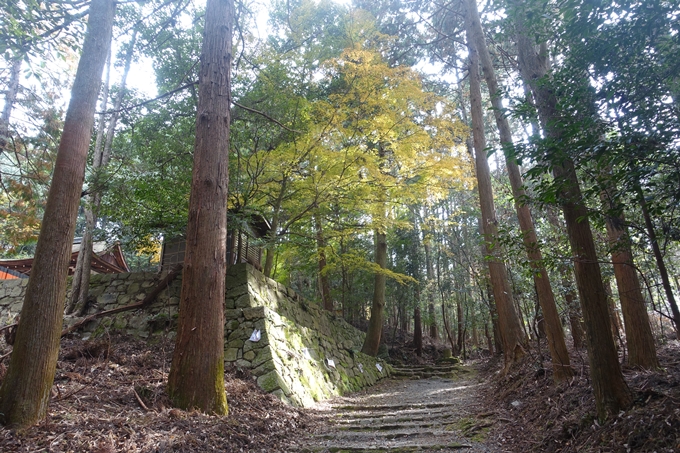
[0,0,679,451]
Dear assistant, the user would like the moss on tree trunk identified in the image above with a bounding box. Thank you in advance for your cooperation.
[167,0,234,416]
[0,0,115,427]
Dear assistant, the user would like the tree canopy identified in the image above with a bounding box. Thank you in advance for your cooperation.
[1,0,679,427]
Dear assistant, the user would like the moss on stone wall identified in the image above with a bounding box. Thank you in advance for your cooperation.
[0,263,390,406]
[223,264,390,407]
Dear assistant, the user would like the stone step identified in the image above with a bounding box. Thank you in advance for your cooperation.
[331,407,458,423]
[391,369,456,374]
[298,444,472,452]
[334,418,455,432]
[391,372,462,380]
[314,426,467,441]
[331,407,461,421]
[295,369,493,453]
[298,443,473,452]
[391,369,459,375]
[333,401,459,412]
[304,427,474,452]
[391,363,461,371]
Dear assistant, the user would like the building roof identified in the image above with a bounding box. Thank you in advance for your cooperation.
[0,241,129,279]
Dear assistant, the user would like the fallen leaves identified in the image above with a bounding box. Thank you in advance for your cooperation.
[0,334,311,452]
[478,341,680,453]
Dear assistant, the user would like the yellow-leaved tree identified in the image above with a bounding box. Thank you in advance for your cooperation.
[309,46,471,355]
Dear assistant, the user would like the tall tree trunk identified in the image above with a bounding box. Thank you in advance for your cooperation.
[514,15,631,420]
[168,0,234,415]
[637,186,680,339]
[314,214,333,311]
[401,306,409,333]
[74,207,96,317]
[0,55,22,150]
[424,240,438,339]
[442,300,457,354]
[485,321,494,354]
[412,213,424,355]
[605,277,623,348]
[456,295,464,357]
[563,272,585,349]
[67,57,110,316]
[66,55,111,316]
[70,31,137,316]
[263,221,277,277]
[472,322,479,348]
[414,297,423,356]
[428,303,437,338]
[466,27,525,367]
[437,248,458,353]
[481,280,503,355]
[362,228,387,356]
[607,215,659,370]
[547,210,586,349]
[0,0,115,427]
[535,298,546,339]
[465,0,572,380]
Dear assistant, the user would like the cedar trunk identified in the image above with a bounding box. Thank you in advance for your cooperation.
[604,209,658,368]
[548,211,585,349]
[514,17,632,419]
[69,32,136,316]
[67,56,111,316]
[0,0,115,427]
[565,286,585,349]
[465,0,571,380]
[315,214,333,311]
[558,167,631,419]
[637,187,680,339]
[466,27,525,367]
[428,300,437,339]
[414,302,423,356]
[424,241,438,339]
[442,301,457,353]
[167,0,234,415]
[456,297,464,357]
[604,277,623,345]
[362,229,387,356]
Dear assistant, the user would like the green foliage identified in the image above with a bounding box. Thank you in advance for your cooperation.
[99,107,194,247]
[0,105,63,256]
[5,0,679,352]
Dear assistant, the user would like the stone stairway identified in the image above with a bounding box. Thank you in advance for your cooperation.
[292,364,496,453]
[390,363,466,380]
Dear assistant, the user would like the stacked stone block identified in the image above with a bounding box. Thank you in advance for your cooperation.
[223,264,390,407]
[0,272,181,338]
[0,264,390,406]
[0,278,29,324]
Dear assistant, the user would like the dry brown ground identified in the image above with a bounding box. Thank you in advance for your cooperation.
[478,340,680,453]
[0,334,312,452]
[0,332,678,452]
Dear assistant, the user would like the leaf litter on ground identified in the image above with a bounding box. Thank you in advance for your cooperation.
[1,330,678,452]
[0,333,313,452]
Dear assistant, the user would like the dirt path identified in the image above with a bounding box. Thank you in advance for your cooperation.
[290,364,498,452]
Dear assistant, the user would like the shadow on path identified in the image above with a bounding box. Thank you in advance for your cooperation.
[291,364,499,452]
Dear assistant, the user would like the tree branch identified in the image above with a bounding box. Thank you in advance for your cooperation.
[232,101,303,134]
[61,264,182,336]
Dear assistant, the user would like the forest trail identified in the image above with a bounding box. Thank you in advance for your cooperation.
[291,363,497,452]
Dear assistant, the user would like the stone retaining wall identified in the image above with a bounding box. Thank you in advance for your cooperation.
[0,264,389,406]
[0,272,181,338]
[223,264,390,406]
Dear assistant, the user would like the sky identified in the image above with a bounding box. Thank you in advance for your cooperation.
[124,0,354,100]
